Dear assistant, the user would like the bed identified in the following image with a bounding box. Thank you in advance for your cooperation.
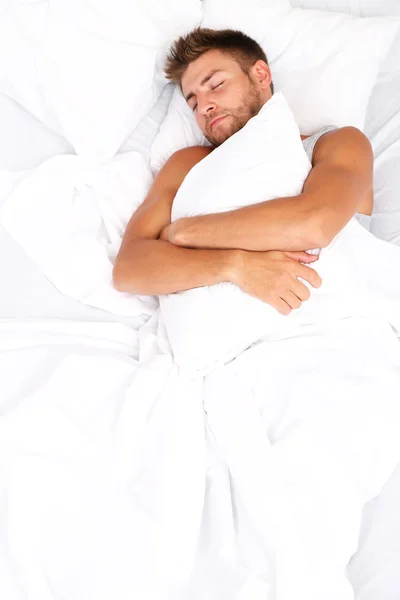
[1,1,400,599]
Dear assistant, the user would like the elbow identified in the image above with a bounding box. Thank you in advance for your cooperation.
[307,212,334,249]
[112,258,137,293]
[112,261,127,292]
[312,226,333,249]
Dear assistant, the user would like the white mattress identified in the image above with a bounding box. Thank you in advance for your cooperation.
[0,3,399,599]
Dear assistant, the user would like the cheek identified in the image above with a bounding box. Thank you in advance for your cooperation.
[221,87,241,109]
[196,113,206,129]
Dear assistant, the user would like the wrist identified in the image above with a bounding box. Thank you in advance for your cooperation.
[225,249,245,285]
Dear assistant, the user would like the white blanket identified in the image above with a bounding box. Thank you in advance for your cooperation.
[0,152,157,318]
[2,132,400,598]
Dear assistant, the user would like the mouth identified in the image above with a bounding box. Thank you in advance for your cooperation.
[210,115,227,130]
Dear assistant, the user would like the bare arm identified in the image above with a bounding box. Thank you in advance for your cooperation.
[112,146,321,313]
[162,127,374,252]
[114,238,237,295]
[112,147,238,295]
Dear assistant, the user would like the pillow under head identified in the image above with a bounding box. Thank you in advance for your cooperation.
[151,3,400,172]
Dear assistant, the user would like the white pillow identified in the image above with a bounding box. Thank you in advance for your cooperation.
[151,87,212,173]
[291,0,400,247]
[158,93,369,375]
[292,0,400,17]
[0,93,74,171]
[0,82,173,172]
[150,0,400,171]
[0,0,202,161]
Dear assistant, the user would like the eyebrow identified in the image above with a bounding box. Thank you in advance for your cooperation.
[184,69,223,103]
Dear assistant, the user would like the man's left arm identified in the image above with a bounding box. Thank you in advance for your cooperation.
[163,127,373,252]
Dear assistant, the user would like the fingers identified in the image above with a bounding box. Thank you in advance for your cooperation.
[295,263,322,289]
[282,291,302,310]
[285,251,319,264]
[274,297,293,315]
[290,278,311,302]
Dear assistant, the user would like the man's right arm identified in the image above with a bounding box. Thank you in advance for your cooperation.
[112,147,239,295]
[113,237,237,295]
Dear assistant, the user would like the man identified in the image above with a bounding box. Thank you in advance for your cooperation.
[113,28,373,315]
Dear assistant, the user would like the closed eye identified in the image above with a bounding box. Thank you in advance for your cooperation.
[191,81,224,111]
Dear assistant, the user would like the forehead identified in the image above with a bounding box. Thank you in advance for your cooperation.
[181,49,241,97]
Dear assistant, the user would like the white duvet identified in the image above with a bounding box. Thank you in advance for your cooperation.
[1,96,400,599]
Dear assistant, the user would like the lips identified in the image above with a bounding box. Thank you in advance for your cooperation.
[210,115,226,129]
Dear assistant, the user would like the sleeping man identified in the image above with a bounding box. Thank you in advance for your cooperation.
[113,28,400,600]
[113,27,374,313]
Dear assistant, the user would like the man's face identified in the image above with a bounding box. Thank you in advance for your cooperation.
[181,49,271,147]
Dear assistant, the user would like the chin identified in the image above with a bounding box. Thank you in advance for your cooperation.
[206,134,225,147]
[206,126,234,147]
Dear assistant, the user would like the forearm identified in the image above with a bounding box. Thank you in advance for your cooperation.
[170,128,374,253]
[112,238,238,295]
[170,193,323,252]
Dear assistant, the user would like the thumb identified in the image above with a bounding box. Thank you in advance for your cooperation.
[285,251,319,263]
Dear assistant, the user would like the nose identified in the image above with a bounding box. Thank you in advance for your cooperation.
[197,91,217,116]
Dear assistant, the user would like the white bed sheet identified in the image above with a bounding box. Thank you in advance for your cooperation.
[0,226,146,330]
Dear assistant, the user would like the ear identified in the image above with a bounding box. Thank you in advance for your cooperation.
[251,60,272,90]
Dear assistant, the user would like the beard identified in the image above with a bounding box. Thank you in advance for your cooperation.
[204,79,265,147]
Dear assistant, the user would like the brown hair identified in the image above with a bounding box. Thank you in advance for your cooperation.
[164,27,274,94]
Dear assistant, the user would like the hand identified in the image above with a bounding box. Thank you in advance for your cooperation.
[230,249,322,315]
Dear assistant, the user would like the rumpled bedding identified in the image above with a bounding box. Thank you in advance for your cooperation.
[1,106,400,599]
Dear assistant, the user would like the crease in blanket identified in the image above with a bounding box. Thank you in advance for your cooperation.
[155,369,206,589]
[133,306,400,599]
[138,311,275,592]
[137,310,208,590]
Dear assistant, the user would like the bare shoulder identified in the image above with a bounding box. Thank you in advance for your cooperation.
[167,145,213,176]
[311,126,374,216]
[313,126,373,165]
[149,145,213,197]
[142,145,211,203]
[118,145,213,243]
